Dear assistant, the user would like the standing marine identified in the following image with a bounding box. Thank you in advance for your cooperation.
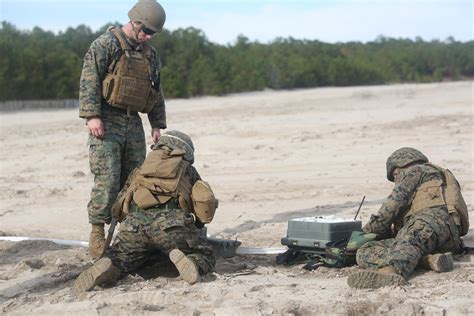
[348,147,469,289]
[74,131,218,292]
[79,0,167,258]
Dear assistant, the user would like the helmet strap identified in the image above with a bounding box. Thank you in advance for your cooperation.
[128,21,141,45]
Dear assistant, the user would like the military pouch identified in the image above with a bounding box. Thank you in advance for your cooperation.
[102,75,115,103]
[133,187,159,209]
[150,162,189,194]
[191,180,218,224]
[413,164,469,236]
[156,194,172,205]
[134,149,189,195]
[409,179,445,216]
[139,149,184,178]
[442,168,469,236]
[102,73,154,113]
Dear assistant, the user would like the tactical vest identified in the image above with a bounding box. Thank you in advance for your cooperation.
[101,27,159,114]
[402,163,469,236]
[116,147,193,219]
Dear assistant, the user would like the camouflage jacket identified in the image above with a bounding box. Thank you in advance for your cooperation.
[363,163,446,235]
[79,29,166,129]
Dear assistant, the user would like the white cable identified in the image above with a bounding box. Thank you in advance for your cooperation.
[0,236,88,247]
[235,247,287,255]
[0,236,288,256]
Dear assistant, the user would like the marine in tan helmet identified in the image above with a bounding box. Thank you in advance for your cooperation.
[74,131,218,293]
[347,147,469,289]
[79,0,167,259]
[129,0,166,32]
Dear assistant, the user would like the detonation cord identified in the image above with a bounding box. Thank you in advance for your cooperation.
[0,236,288,255]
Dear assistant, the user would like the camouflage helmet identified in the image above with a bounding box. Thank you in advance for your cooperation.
[128,0,166,33]
[386,147,428,182]
[155,130,195,163]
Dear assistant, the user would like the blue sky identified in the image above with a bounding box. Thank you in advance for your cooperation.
[1,0,472,44]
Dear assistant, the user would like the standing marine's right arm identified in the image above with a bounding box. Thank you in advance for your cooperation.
[79,33,118,118]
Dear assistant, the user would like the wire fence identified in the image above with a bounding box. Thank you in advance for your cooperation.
[0,99,79,112]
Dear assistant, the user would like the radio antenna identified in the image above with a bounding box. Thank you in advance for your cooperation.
[354,195,366,220]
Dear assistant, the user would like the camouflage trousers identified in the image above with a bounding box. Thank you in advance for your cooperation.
[105,207,215,276]
[356,207,460,278]
[87,108,145,224]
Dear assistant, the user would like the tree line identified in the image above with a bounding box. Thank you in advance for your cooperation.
[1,21,473,101]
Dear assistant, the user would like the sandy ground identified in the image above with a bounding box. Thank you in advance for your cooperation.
[0,81,473,315]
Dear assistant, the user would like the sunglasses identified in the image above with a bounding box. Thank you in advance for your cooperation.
[141,26,156,36]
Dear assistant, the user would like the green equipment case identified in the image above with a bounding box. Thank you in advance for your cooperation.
[281,216,362,254]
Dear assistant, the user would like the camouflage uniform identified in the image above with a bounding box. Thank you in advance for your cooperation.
[357,163,462,279]
[79,29,166,225]
[107,204,215,276]
[105,160,215,276]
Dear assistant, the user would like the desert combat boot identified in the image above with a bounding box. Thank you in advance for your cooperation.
[347,266,407,289]
[419,252,454,273]
[73,257,119,294]
[89,223,105,259]
[169,249,200,284]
